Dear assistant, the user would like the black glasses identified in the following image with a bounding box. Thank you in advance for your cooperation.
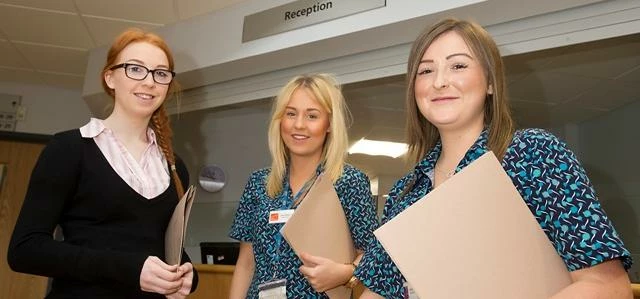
[110,63,175,85]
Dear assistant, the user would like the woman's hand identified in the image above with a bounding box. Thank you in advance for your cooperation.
[139,256,182,295]
[299,252,353,292]
[165,262,194,298]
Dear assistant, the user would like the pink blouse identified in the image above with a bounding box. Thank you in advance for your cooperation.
[79,118,170,199]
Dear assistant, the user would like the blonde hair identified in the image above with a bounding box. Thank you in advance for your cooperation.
[101,28,184,198]
[266,74,351,198]
[405,18,514,164]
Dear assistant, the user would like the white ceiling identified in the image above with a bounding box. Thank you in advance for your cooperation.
[0,0,638,178]
[0,0,246,89]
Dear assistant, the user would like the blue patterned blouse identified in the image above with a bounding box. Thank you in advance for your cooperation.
[229,164,379,298]
[355,128,632,298]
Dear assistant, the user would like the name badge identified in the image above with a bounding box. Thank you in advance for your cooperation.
[403,281,419,299]
[269,209,294,224]
[258,279,287,299]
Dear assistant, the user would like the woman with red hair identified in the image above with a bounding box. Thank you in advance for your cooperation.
[8,28,198,298]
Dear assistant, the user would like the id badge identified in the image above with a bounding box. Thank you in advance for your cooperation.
[403,281,419,299]
[269,209,294,224]
[258,279,287,299]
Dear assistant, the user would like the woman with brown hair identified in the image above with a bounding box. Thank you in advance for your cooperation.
[356,18,632,298]
[8,28,198,298]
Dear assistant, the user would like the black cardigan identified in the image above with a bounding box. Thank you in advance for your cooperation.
[8,129,199,298]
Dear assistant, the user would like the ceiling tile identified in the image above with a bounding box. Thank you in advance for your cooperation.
[0,6,93,48]
[15,43,87,75]
[503,48,558,84]
[176,0,215,20]
[0,68,44,85]
[360,126,405,143]
[347,90,405,112]
[0,0,76,12]
[511,98,555,128]
[542,34,640,80]
[0,40,31,68]
[367,109,405,129]
[210,0,246,11]
[40,72,84,90]
[617,66,640,83]
[505,72,528,85]
[83,16,163,47]
[563,79,640,111]
[75,0,175,24]
[548,104,605,125]
[508,70,604,104]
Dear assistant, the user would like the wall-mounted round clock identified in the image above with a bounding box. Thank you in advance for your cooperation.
[198,165,226,193]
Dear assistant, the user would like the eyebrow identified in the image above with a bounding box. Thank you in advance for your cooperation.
[419,52,473,63]
[124,58,170,69]
[285,106,321,112]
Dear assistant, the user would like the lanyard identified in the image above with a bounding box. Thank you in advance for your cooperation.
[270,171,321,279]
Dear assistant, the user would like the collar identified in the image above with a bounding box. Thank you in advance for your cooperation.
[79,118,106,138]
[79,117,158,146]
[413,129,490,178]
[280,161,325,197]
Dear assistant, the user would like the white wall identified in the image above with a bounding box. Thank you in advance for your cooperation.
[0,82,89,135]
[171,100,272,259]
[579,100,640,281]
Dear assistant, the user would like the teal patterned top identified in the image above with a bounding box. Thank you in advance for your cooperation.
[230,164,379,298]
[355,128,632,298]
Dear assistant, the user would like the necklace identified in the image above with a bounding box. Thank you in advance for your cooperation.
[434,165,456,178]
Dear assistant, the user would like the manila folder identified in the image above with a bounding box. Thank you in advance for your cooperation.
[374,151,571,299]
[165,185,196,266]
[281,175,355,299]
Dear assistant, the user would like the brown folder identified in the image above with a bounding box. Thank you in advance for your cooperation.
[374,152,572,298]
[165,185,196,266]
[281,175,355,299]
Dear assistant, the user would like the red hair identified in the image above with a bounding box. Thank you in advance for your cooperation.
[101,28,184,199]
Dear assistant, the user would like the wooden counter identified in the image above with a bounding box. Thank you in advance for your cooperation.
[189,264,363,298]
[190,264,235,299]
[188,264,640,299]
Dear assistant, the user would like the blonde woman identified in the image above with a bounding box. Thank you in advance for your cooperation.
[229,74,378,298]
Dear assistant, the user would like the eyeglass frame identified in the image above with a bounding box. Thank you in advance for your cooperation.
[109,63,176,85]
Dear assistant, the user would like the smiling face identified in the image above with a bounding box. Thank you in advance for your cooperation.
[104,41,170,119]
[279,87,331,161]
[414,30,492,132]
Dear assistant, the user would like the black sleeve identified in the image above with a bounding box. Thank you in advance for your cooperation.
[174,154,190,188]
[7,132,147,286]
[179,250,199,292]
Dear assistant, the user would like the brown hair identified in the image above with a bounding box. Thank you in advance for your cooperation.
[405,18,514,164]
[101,28,184,199]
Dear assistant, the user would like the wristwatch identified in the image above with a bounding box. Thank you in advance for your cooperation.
[344,263,360,289]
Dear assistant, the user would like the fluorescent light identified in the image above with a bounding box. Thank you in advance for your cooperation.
[348,139,408,158]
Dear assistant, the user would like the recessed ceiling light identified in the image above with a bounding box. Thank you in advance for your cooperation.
[348,139,408,158]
